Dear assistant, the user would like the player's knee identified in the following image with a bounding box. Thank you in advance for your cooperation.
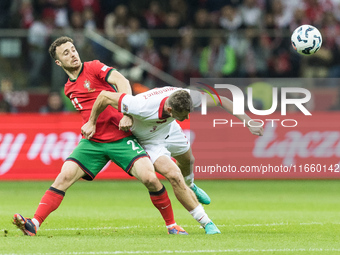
[141,174,159,190]
[166,169,183,186]
[57,171,75,184]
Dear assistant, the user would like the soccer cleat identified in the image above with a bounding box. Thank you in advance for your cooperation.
[190,183,211,205]
[204,221,221,235]
[167,225,188,235]
[13,214,37,236]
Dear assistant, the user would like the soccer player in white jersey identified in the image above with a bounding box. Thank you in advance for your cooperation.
[82,87,264,234]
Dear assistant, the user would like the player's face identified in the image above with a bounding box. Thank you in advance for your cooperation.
[55,42,81,70]
[171,110,189,121]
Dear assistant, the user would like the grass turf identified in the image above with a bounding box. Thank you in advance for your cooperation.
[0,180,340,254]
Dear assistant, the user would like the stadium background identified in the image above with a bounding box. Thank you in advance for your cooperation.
[1,0,340,180]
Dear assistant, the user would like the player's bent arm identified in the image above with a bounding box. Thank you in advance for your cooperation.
[81,91,123,139]
[107,70,132,95]
[206,94,263,136]
[89,91,122,124]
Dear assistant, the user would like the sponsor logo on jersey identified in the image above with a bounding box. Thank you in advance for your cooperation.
[83,79,96,92]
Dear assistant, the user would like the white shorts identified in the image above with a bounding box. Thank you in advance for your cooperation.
[140,122,190,163]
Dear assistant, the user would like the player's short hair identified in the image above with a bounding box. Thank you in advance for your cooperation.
[49,36,74,60]
[168,90,193,113]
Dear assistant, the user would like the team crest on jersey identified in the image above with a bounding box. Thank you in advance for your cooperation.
[84,79,96,92]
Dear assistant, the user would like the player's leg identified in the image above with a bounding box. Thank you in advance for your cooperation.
[13,139,108,236]
[174,148,211,205]
[130,157,187,234]
[166,122,211,204]
[154,155,220,234]
[13,161,85,236]
[154,155,198,211]
[110,136,187,234]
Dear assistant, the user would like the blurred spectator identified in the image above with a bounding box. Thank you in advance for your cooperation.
[303,0,329,26]
[261,12,295,77]
[169,33,200,83]
[137,40,164,88]
[190,8,212,49]
[83,6,97,30]
[191,8,212,30]
[155,11,182,71]
[0,99,11,113]
[239,0,263,27]
[321,11,340,49]
[167,0,189,25]
[290,8,311,31]
[199,36,237,78]
[104,4,129,40]
[70,11,83,29]
[53,0,69,28]
[112,33,133,69]
[40,91,67,113]
[327,43,340,78]
[234,26,269,77]
[127,17,150,53]
[66,11,87,56]
[332,0,340,21]
[219,5,243,30]
[271,0,293,28]
[0,0,12,28]
[69,0,100,16]
[19,0,34,29]
[0,78,17,113]
[219,5,243,47]
[205,0,242,12]
[28,8,55,87]
[143,1,165,28]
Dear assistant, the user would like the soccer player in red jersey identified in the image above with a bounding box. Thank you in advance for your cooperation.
[13,36,187,236]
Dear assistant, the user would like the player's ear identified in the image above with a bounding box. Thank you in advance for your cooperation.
[55,60,61,66]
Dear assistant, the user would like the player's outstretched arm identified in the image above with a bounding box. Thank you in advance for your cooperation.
[81,91,122,139]
[206,94,264,136]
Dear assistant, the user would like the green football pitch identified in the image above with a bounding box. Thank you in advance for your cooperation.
[1,180,340,254]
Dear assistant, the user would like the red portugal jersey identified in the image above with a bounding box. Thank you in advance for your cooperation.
[64,60,132,143]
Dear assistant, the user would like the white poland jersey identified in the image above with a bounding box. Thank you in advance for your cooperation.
[118,87,202,143]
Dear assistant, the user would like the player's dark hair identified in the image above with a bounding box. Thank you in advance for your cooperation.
[48,36,74,60]
[168,90,193,113]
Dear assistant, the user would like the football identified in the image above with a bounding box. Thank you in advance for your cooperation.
[291,25,322,55]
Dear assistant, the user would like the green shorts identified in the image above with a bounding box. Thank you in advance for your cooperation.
[66,136,148,180]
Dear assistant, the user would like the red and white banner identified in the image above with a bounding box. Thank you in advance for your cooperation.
[0,112,340,180]
[190,111,340,179]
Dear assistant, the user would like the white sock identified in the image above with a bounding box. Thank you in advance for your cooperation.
[32,218,40,230]
[189,204,210,226]
[184,173,194,186]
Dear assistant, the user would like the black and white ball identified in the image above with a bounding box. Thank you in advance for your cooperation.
[291,25,322,56]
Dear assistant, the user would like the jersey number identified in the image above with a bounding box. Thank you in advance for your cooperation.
[127,139,144,154]
[71,97,83,110]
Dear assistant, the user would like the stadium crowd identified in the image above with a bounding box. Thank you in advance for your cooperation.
[1,0,340,112]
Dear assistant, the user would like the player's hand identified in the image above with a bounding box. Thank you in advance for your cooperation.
[81,121,96,139]
[119,114,133,131]
[248,122,264,136]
